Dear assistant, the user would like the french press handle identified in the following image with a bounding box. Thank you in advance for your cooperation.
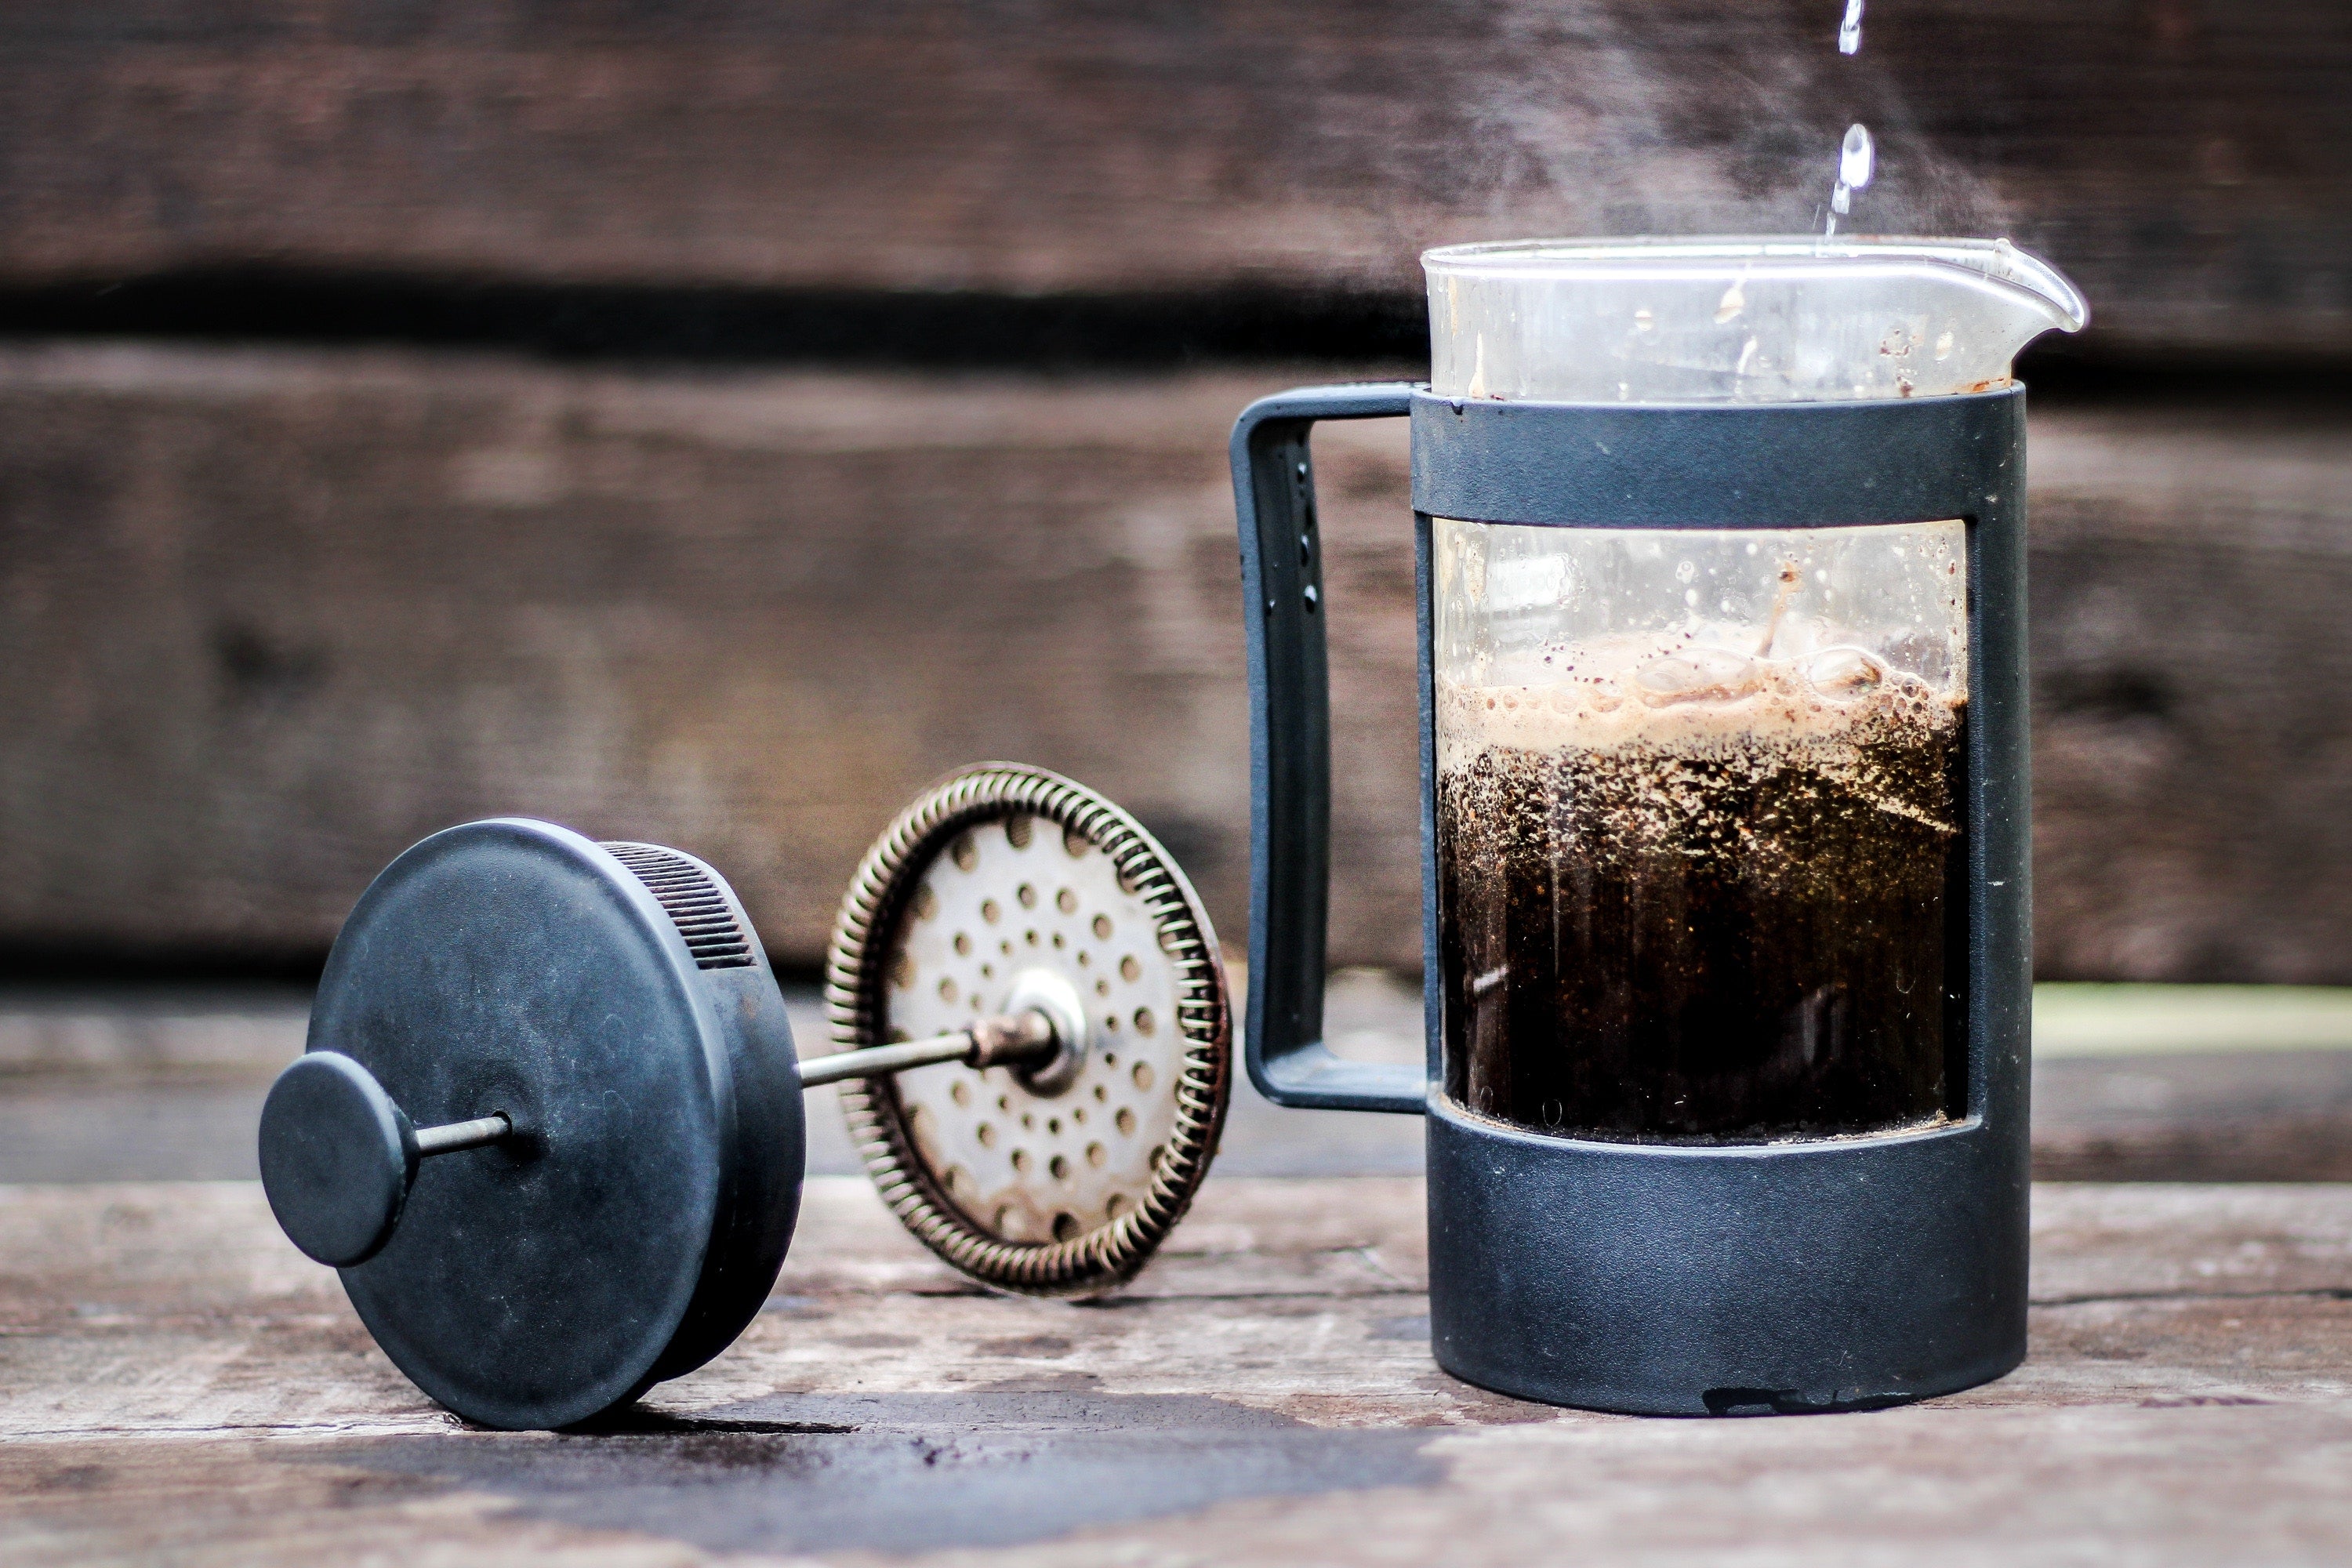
[1229,383,1426,1113]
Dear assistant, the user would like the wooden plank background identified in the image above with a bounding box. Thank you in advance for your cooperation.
[0,3,2344,980]
[0,0,2344,358]
[2,345,2344,978]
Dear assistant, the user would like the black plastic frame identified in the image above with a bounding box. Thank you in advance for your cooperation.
[1230,383,2032,1414]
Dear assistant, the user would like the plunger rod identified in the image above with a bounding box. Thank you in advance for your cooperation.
[795,1008,1058,1088]
[414,1112,512,1157]
[407,1010,1054,1145]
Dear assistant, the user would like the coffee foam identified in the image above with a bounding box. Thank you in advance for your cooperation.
[1437,629,1962,769]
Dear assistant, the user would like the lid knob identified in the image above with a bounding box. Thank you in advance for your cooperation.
[259,1051,511,1267]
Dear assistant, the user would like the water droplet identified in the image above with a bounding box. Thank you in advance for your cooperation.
[1841,124,1875,189]
[1825,124,1874,235]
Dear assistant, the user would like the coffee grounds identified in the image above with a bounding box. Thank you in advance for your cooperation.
[1437,671,1965,1142]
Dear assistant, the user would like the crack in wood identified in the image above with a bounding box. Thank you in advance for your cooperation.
[2032,1287,2352,1308]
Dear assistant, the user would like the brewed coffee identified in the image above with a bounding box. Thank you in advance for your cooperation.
[1436,629,1965,1142]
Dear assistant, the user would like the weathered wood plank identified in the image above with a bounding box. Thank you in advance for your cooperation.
[0,1,2343,358]
[1,346,2347,979]
[7,1178,2351,1429]
[2028,403,2352,981]
[3,1179,2352,1563]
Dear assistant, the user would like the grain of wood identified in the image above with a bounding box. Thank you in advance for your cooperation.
[1,347,2347,978]
[0,2,2343,358]
[2,1178,2350,1563]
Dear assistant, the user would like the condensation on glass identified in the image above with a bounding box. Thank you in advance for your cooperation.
[1433,520,1969,1142]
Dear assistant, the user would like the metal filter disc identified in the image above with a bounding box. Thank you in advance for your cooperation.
[825,764,1231,1296]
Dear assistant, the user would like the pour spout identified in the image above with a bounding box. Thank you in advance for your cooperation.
[1899,235,2089,334]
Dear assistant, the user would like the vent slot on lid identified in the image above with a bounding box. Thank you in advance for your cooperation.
[601,842,756,970]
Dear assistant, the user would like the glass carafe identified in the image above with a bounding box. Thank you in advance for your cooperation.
[1421,238,2081,1144]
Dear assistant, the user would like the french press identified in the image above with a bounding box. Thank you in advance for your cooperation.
[256,764,1231,1429]
[1231,238,2086,1414]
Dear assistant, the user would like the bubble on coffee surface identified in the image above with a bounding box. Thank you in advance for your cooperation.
[1798,644,1889,700]
[1633,644,1763,706]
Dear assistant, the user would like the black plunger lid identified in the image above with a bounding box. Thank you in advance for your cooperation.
[299,818,803,1430]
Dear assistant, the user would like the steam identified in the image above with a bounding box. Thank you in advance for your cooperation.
[1414,0,2006,250]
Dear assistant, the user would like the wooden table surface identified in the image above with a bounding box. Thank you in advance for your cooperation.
[5,1174,2350,1565]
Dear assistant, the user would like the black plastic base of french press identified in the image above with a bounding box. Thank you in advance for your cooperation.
[1423,1096,2027,1417]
